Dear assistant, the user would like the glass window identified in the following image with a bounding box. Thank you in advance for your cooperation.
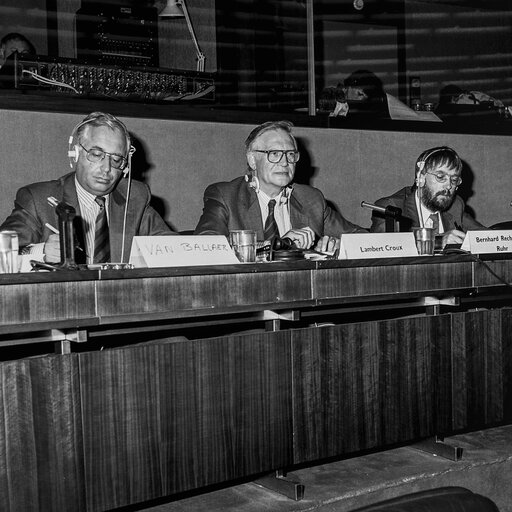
[0,0,511,132]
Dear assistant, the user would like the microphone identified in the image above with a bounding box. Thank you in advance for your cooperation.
[361,201,402,218]
[55,201,79,269]
[361,201,402,233]
[361,201,387,214]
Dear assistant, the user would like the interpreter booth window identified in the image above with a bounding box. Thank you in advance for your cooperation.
[1,0,512,131]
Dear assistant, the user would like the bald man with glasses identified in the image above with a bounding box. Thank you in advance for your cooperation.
[370,146,485,248]
[195,120,365,252]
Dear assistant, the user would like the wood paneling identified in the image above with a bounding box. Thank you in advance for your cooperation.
[96,270,314,320]
[292,315,453,463]
[79,332,292,511]
[315,259,473,300]
[0,280,96,330]
[0,355,84,512]
[451,309,509,431]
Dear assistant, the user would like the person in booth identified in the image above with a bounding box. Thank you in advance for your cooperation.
[0,32,35,69]
[370,146,485,248]
[0,111,174,264]
[194,120,366,252]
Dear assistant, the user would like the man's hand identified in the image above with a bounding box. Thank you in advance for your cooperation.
[440,228,466,248]
[283,227,315,249]
[44,234,60,263]
[314,235,338,254]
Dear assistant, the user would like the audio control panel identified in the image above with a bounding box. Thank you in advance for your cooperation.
[7,55,215,103]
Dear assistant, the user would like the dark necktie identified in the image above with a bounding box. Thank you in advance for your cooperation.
[264,199,279,242]
[429,213,440,235]
[94,196,110,263]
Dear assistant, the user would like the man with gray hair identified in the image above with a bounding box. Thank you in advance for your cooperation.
[195,120,365,252]
[0,111,174,264]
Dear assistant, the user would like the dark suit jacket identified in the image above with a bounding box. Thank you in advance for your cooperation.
[194,176,366,239]
[0,172,174,262]
[370,186,485,233]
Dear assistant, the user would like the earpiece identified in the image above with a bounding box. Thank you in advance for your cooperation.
[280,185,293,204]
[245,173,260,193]
[122,145,136,178]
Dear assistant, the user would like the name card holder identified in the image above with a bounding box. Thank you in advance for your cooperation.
[129,236,240,268]
[461,230,512,255]
[339,233,418,259]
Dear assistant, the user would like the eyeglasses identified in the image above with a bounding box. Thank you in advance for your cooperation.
[253,149,300,164]
[425,171,462,187]
[79,142,128,170]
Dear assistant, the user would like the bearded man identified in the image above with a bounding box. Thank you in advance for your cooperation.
[370,146,485,248]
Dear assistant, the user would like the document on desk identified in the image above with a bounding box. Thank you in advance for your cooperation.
[461,230,512,254]
[129,236,240,267]
[339,233,418,259]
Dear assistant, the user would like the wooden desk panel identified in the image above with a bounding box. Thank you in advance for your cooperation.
[95,269,314,322]
[292,315,453,463]
[0,258,510,511]
[472,256,512,288]
[315,259,473,301]
[451,309,511,431]
[0,280,96,331]
[79,331,293,511]
[0,355,84,512]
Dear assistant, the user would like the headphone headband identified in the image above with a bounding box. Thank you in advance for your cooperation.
[67,112,132,177]
[416,146,458,173]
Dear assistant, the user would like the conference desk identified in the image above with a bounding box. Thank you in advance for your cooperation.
[1,254,511,511]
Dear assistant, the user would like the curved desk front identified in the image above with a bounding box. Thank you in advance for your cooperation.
[0,255,510,511]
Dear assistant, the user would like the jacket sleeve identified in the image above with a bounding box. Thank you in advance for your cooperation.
[462,211,486,231]
[0,186,46,248]
[324,202,368,235]
[137,183,176,236]
[369,197,389,233]
[194,184,230,237]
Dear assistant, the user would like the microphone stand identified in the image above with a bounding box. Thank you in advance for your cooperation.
[361,201,402,232]
[56,201,79,269]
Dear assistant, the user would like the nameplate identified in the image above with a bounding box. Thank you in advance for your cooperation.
[460,230,512,254]
[129,236,240,268]
[339,233,418,259]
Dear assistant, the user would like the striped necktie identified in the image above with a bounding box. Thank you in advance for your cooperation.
[429,213,440,235]
[264,199,279,243]
[94,196,110,263]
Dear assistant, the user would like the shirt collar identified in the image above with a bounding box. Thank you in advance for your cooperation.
[75,176,109,208]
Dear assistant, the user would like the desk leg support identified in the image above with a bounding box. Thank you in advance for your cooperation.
[51,329,88,354]
[411,435,463,461]
[253,470,305,501]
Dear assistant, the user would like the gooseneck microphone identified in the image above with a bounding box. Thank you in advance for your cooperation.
[361,201,402,233]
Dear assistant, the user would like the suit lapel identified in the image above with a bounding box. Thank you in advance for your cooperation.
[440,211,455,231]
[239,182,265,235]
[289,191,309,229]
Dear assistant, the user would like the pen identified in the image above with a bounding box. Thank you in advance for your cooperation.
[47,196,59,208]
[45,223,59,234]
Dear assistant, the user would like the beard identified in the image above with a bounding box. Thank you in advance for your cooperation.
[421,185,456,212]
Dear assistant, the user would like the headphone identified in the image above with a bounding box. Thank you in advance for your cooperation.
[67,112,134,178]
[415,146,459,187]
[245,173,293,203]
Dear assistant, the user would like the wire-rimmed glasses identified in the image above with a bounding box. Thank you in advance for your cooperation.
[424,171,462,187]
[79,142,128,170]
